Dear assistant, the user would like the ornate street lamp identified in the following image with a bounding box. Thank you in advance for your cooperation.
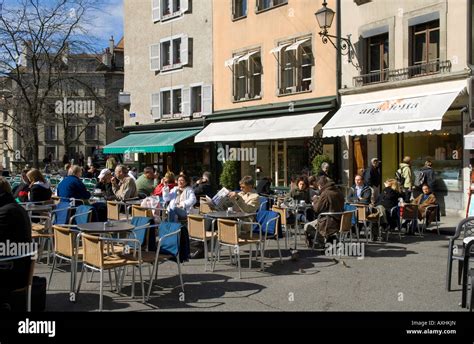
[315,1,359,69]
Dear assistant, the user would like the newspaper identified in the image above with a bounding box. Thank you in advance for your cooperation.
[205,187,242,211]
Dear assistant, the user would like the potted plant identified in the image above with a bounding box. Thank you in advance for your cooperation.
[220,160,239,190]
[312,154,332,176]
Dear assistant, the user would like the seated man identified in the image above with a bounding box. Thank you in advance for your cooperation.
[304,176,345,248]
[228,176,260,213]
[410,184,438,226]
[347,175,372,205]
[111,165,138,201]
[57,165,91,201]
[193,171,214,204]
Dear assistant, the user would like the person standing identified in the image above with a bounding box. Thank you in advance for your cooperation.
[364,158,381,200]
[398,156,414,201]
[418,160,436,191]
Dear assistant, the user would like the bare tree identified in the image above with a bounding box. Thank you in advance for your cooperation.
[0,0,105,168]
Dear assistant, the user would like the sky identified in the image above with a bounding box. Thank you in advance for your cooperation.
[3,0,124,52]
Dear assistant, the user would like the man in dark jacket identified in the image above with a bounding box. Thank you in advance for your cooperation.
[347,175,372,205]
[364,158,381,195]
[304,176,345,247]
[57,165,91,200]
[0,177,33,307]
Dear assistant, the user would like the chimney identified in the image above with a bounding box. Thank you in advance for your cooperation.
[109,36,115,54]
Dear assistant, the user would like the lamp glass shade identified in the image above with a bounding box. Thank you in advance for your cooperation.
[315,5,335,30]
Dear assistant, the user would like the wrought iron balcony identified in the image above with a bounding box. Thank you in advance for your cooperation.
[353,60,452,87]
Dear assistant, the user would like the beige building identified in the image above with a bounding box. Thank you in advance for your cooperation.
[113,0,213,176]
[196,0,338,187]
[322,0,473,214]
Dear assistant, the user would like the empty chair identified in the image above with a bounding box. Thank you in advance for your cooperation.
[212,218,263,279]
[446,217,474,291]
[76,233,145,311]
[144,222,184,299]
[188,214,217,271]
[249,210,281,262]
[420,204,440,235]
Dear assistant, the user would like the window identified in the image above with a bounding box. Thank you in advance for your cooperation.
[68,125,78,141]
[191,86,202,114]
[85,126,98,141]
[232,0,247,19]
[256,0,287,12]
[230,50,262,101]
[354,0,372,5]
[366,33,389,83]
[275,38,313,95]
[152,35,189,72]
[45,147,56,160]
[158,87,182,119]
[45,125,57,141]
[152,0,188,22]
[410,20,440,76]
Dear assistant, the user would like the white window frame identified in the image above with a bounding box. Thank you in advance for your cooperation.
[154,0,189,22]
[159,34,189,72]
[159,85,183,119]
[274,37,313,96]
[229,49,262,102]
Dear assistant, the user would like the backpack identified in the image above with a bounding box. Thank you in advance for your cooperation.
[414,170,427,187]
[395,168,406,186]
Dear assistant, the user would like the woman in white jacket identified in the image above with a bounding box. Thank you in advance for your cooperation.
[162,174,196,222]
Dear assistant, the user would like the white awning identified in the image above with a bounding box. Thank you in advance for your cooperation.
[270,43,291,55]
[286,38,311,51]
[238,50,259,62]
[224,55,243,68]
[195,112,328,143]
[465,132,474,150]
[322,79,467,137]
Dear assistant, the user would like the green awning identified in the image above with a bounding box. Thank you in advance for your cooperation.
[103,129,200,154]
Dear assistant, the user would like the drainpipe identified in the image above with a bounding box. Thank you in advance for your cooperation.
[336,0,342,107]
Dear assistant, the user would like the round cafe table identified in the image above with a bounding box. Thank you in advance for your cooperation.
[205,211,257,220]
[76,221,135,234]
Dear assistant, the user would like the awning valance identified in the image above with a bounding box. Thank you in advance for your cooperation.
[103,129,200,154]
[194,112,328,143]
[322,79,467,137]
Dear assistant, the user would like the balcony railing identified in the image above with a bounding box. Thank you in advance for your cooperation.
[353,60,452,87]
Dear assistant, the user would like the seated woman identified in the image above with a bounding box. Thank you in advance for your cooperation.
[162,174,196,222]
[289,176,313,222]
[374,179,401,232]
[411,184,438,226]
[26,169,52,203]
[153,172,176,197]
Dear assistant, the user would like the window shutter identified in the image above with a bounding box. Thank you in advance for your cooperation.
[152,0,161,22]
[202,85,213,116]
[180,35,189,66]
[180,0,189,13]
[151,93,161,119]
[181,87,191,117]
[150,44,160,71]
[54,126,58,140]
[231,0,235,17]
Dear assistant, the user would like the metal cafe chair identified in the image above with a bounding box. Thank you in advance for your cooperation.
[188,214,217,271]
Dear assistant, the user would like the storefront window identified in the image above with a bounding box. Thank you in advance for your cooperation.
[403,112,462,192]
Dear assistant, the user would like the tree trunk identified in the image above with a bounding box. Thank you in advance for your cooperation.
[32,130,39,169]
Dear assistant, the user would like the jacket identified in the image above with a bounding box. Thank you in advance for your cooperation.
[163,186,196,214]
[29,181,52,202]
[412,193,438,222]
[192,181,213,199]
[256,178,272,195]
[399,163,413,189]
[112,176,138,201]
[0,192,32,292]
[95,181,115,200]
[290,188,311,204]
[153,182,176,197]
[312,182,345,237]
[135,175,156,196]
[376,187,400,210]
[347,184,372,204]
[419,166,436,190]
[233,190,260,213]
[57,175,91,200]
[13,182,30,203]
[364,166,381,188]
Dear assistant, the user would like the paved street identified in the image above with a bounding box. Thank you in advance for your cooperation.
[36,215,469,312]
